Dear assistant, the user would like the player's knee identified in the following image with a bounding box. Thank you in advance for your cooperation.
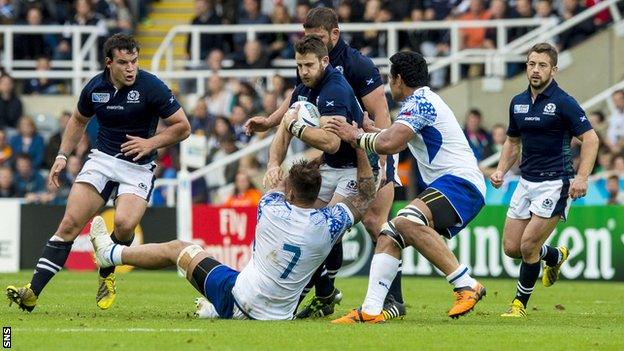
[176,243,204,278]
[379,220,408,250]
[57,214,83,239]
[520,238,541,260]
[114,216,138,237]
[362,214,381,238]
[503,240,521,259]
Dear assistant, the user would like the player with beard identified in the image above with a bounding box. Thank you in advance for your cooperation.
[7,34,191,312]
[490,43,599,317]
[247,8,405,320]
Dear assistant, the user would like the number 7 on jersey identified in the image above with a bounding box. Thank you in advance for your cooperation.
[280,244,301,279]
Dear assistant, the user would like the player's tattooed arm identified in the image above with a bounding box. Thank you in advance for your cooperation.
[342,148,375,223]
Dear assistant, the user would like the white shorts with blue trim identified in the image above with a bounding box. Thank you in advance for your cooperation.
[507,177,571,220]
[75,149,156,201]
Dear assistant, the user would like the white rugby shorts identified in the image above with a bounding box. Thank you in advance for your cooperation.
[507,177,572,220]
[75,149,156,201]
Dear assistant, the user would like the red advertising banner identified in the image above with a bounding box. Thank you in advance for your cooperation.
[192,205,257,271]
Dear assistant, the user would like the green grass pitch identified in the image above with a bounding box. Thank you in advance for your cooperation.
[1,271,623,350]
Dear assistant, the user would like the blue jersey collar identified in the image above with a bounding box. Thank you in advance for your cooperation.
[329,37,347,62]
[525,79,558,99]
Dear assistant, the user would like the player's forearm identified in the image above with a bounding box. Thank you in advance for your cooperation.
[150,121,191,149]
[300,128,340,154]
[266,94,292,128]
[372,129,406,155]
[496,139,521,175]
[58,114,88,155]
[576,131,599,179]
[350,149,375,221]
[267,122,292,167]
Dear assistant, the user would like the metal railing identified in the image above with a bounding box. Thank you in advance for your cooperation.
[0,25,101,93]
[151,18,549,92]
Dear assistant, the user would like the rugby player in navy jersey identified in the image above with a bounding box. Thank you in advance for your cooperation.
[7,34,191,312]
[246,8,406,320]
[491,43,599,317]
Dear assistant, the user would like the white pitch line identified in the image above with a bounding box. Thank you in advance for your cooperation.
[13,328,204,333]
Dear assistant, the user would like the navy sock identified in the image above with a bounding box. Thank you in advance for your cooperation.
[386,261,404,304]
[30,239,74,296]
[99,232,134,278]
[515,260,541,307]
[314,265,335,298]
[540,245,560,267]
[325,243,343,284]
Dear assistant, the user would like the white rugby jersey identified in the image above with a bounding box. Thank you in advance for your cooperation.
[395,87,486,197]
[231,191,353,320]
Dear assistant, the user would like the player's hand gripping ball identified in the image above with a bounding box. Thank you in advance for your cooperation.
[289,101,321,127]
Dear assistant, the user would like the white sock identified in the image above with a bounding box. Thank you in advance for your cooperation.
[105,244,124,266]
[446,264,477,289]
[361,253,400,315]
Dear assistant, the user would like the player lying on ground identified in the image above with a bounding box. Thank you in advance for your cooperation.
[90,149,375,320]
[326,51,487,323]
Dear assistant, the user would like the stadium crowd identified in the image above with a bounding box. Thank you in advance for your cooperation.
[0,0,622,206]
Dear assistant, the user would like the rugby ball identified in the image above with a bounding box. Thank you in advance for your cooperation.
[289,101,321,127]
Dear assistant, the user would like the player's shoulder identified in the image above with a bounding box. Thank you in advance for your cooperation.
[343,45,375,68]
[320,68,352,93]
[82,71,107,92]
[136,69,167,87]
[400,87,438,116]
[510,88,530,104]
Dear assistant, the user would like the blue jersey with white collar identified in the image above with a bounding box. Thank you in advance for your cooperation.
[508,80,592,182]
[290,65,363,168]
[77,69,181,164]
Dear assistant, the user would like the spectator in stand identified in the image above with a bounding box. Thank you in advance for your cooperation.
[189,98,214,135]
[186,0,224,60]
[0,129,12,166]
[9,116,45,170]
[359,0,383,57]
[234,0,271,51]
[205,48,225,70]
[484,0,512,49]
[0,0,15,24]
[13,153,45,196]
[0,166,16,197]
[95,0,134,35]
[595,147,613,174]
[490,123,507,155]
[206,133,239,200]
[559,0,595,50]
[13,7,51,60]
[606,90,624,153]
[585,0,612,28]
[44,111,70,168]
[23,56,64,95]
[536,0,560,21]
[205,74,234,117]
[606,174,624,204]
[206,116,235,156]
[613,153,624,173]
[268,4,293,60]
[25,180,68,204]
[234,40,270,69]
[230,105,251,144]
[0,74,22,130]
[13,0,57,22]
[509,0,534,41]
[463,108,493,161]
[459,0,491,77]
[223,170,262,207]
[260,90,278,118]
[589,110,607,145]
[56,0,108,61]
[270,74,289,103]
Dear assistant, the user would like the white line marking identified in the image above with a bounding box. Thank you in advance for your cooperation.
[13,328,204,333]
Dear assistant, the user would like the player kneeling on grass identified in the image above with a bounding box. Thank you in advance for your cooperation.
[326,51,487,323]
[90,150,375,320]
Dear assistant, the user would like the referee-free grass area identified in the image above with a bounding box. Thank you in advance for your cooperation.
[1,271,622,351]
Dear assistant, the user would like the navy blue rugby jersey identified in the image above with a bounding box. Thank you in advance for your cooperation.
[77,69,181,164]
[290,65,363,169]
[507,80,592,181]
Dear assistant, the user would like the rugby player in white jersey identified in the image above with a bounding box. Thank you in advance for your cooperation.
[326,51,487,323]
[89,148,375,320]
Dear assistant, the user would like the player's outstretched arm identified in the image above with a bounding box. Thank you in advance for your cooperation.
[324,118,410,155]
[49,109,90,188]
[244,90,293,135]
[341,148,376,223]
[490,136,521,188]
[122,108,191,161]
[264,113,294,189]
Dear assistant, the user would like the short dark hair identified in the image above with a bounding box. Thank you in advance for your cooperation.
[15,153,32,163]
[303,7,338,33]
[590,110,605,123]
[608,174,620,182]
[103,33,140,61]
[468,108,482,118]
[389,51,428,88]
[295,35,328,58]
[527,42,558,66]
[288,159,321,203]
[612,89,624,97]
